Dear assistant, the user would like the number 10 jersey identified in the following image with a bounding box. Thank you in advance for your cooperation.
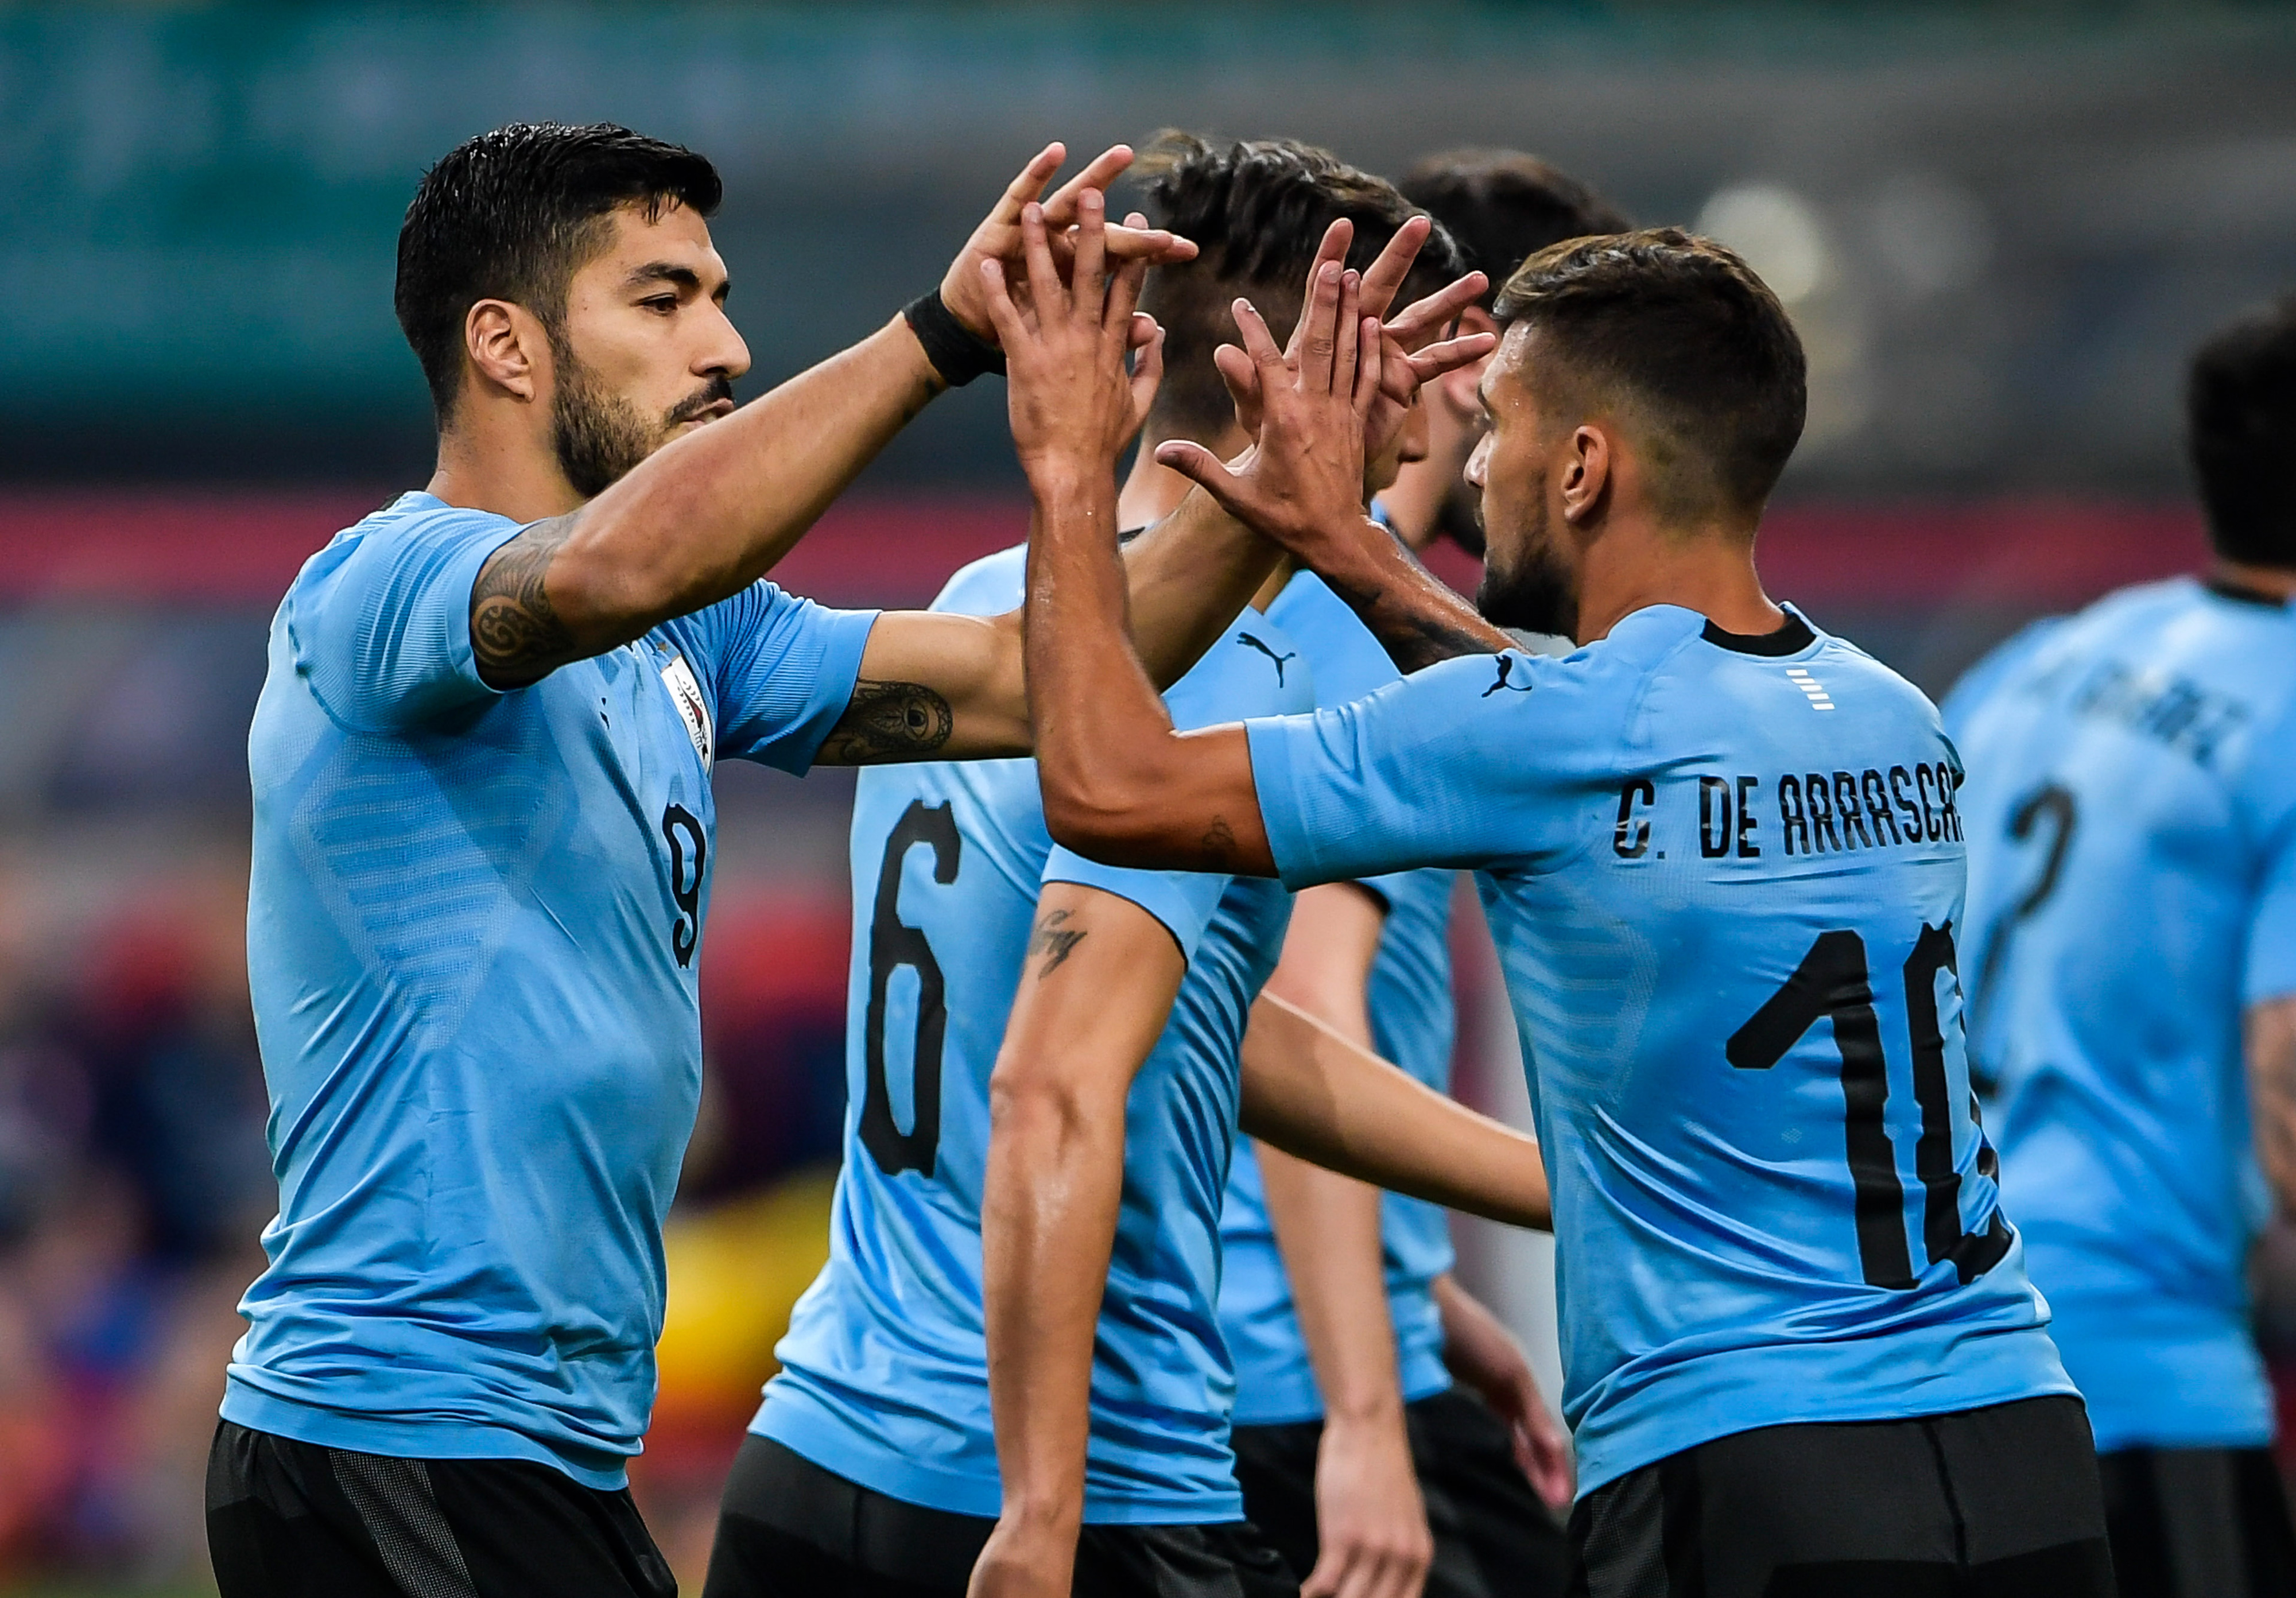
[1243,603,2074,1497]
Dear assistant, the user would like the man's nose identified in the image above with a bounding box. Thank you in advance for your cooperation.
[703,306,751,382]
[1465,433,1492,487]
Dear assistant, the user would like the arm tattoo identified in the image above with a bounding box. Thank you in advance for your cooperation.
[1200,814,1238,869]
[817,678,956,765]
[1320,570,1501,674]
[471,517,578,686]
[1025,908,1088,978]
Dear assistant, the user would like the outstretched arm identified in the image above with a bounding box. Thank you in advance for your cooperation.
[972,885,1189,1598]
[467,142,1196,688]
[1240,990,1549,1229]
[2250,995,2296,1215]
[1255,885,1434,1598]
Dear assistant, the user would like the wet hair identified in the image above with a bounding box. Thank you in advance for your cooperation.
[395,122,722,421]
[1130,131,1464,437]
[1493,228,1807,521]
[1399,149,1630,311]
[2186,295,2296,569]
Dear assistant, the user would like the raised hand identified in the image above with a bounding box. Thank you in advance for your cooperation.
[1151,243,1384,558]
[1211,216,1495,484]
[943,143,1198,347]
[980,189,1163,480]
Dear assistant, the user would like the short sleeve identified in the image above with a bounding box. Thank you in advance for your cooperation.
[284,506,525,731]
[691,582,881,774]
[1245,650,1567,889]
[1040,845,1232,962]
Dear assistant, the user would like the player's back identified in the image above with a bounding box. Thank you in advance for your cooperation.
[1950,577,2296,1450]
[760,546,1310,1522]
[1246,603,2074,1495]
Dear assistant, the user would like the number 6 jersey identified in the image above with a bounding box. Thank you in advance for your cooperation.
[759,545,1312,1523]
[1242,602,2073,1497]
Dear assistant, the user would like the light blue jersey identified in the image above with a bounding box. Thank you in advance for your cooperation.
[1947,576,2296,1453]
[228,492,875,1486]
[760,546,1312,1523]
[1243,604,2073,1495]
[1219,572,1459,1426]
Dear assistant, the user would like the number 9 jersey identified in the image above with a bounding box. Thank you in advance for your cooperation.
[1241,603,2075,1498]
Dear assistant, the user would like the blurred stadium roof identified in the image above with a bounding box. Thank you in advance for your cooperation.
[2,2,2293,495]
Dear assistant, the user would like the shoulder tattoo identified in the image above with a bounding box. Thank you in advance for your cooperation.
[817,678,956,764]
[471,517,577,686]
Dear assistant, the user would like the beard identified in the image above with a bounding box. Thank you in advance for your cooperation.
[550,346,735,499]
[1475,497,1578,638]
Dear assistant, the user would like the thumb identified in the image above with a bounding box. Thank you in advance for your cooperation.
[1128,321,1166,433]
[1151,438,1244,502]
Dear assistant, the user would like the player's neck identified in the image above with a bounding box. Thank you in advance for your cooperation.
[425,410,586,525]
[2208,557,2296,603]
[1575,518,1782,646]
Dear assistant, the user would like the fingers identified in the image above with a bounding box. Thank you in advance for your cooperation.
[1405,329,1499,385]
[1070,189,1107,316]
[976,258,1029,346]
[991,142,1066,223]
[1042,143,1133,222]
[1385,271,1490,351]
[1230,297,1287,372]
[1297,219,1355,343]
[1332,270,1361,400]
[1127,321,1165,434]
[1104,248,1150,335]
[1352,314,1383,416]
[1018,202,1063,317]
[1213,342,1263,436]
[1296,258,1344,391]
[1100,222,1198,264]
[1358,214,1430,319]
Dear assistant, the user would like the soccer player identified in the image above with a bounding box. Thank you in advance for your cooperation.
[206,122,1298,1598]
[710,204,1547,1598]
[1380,150,1630,558]
[1948,297,2296,1597]
[1006,225,2116,1594]
[1112,138,1622,1598]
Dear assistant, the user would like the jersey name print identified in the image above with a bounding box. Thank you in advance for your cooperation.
[1948,577,2296,1453]
[759,545,1312,1524]
[1243,603,2072,1496]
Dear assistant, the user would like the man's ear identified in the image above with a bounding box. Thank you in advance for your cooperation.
[1559,423,1612,527]
[464,298,549,405]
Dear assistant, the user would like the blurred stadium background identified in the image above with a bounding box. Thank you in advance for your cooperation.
[2,1,2293,1589]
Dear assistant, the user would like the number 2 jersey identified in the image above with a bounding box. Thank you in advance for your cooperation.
[1219,572,1462,1426]
[1242,602,2073,1495]
[1946,577,2296,1452]
[759,545,1312,1523]
[232,492,876,1484]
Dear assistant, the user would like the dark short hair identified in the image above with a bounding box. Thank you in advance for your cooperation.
[1494,228,1807,519]
[1130,131,1465,438]
[2187,296,2296,569]
[1400,149,1630,311]
[395,122,723,421]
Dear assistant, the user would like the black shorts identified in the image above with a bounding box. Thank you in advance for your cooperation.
[1566,1394,2113,1597]
[2097,1444,2296,1597]
[1231,1385,1572,1598]
[703,1433,1297,1598]
[205,1418,676,1598]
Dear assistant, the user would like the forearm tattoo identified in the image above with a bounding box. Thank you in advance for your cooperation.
[1025,908,1087,978]
[471,517,578,685]
[817,678,956,764]
[1318,571,1500,674]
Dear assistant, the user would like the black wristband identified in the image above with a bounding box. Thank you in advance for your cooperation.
[902,290,1006,387]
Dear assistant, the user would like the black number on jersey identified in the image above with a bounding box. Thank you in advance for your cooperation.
[860,798,962,1177]
[1727,925,2011,1290]
[1966,783,2077,1095]
[660,803,707,968]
